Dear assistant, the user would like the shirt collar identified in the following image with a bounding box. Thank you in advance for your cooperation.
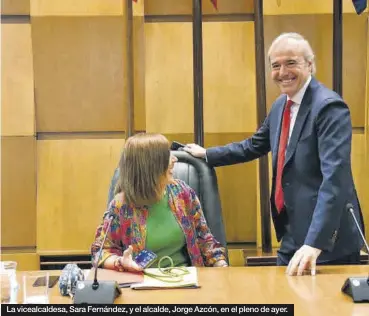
[287,75,312,105]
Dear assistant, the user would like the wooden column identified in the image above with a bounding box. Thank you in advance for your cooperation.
[192,0,204,146]
[124,0,135,137]
[254,0,272,253]
[333,0,343,95]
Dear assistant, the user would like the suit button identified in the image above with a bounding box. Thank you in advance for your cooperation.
[285,182,290,186]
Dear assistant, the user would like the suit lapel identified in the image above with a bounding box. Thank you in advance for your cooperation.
[283,86,312,168]
[272,97,287,170]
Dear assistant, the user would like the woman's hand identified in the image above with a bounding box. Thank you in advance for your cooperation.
[116,245,143,272]
[213,260,228,267]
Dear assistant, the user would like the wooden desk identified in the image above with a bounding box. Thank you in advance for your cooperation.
[17,266,369,315]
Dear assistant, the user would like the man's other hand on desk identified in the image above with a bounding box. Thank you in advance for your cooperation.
[286,245,322,276]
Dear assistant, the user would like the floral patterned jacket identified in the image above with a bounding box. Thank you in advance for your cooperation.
[91,179,227,267]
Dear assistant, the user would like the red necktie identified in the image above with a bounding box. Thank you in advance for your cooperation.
[275,99,294,213]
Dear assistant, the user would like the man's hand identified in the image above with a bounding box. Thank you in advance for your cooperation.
[286,245,322,276]
[183,144,206,159]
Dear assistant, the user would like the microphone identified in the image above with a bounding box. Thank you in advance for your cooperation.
[346,203,369,254]
[73,214,121,304]
[341,203,369,303]
[92,214,114,290]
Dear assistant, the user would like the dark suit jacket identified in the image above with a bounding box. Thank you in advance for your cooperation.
[206,77,364,261]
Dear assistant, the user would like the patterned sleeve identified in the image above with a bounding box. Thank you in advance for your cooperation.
[90,200,123,267]
[188,187,227,266]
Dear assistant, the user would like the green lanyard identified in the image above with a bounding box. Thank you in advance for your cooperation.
[143,256,190,283]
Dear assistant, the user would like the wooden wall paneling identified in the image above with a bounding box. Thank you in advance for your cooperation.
[1,22,35,136]
[364,16,369,183]
[203,22,256,133]
[145,21,258,134]
[363,17,369,237]
[351,134,369,237]
[30,0,124,16]
[144,0,253,16]
[227,249,245,266]
[201,0,254,14]
[145,20,258,240]
[36,139,125,253]
[37,132,126,141]
[264,14,365,127]
[1,0,30,15]
[145,22,194,133]
[0,253,39,271]
[342,13,367,128]
[32,16,126,132]
[205,133,257,242]
[133,0,144,16]
[163,133,195,145]
[263,0,367,15]
[1,137,36,248]
[144,0,191,16]
[367,17,369,190]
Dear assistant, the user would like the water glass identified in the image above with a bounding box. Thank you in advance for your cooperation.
[23,271,49,304]
[0,261,18,304]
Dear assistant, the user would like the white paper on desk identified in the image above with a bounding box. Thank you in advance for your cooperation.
[130,267,199,290]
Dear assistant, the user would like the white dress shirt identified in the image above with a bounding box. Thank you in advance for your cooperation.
[286,75,312,143]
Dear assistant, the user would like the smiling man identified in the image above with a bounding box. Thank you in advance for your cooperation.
[184,32,365,275]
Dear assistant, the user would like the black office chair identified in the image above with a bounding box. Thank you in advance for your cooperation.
[107,151,228,249]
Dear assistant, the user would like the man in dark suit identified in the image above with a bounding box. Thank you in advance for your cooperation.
[184,32,365,276]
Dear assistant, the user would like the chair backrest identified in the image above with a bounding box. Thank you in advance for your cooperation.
[107,151,227,248]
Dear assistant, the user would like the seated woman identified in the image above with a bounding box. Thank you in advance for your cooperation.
[91,133,228,272]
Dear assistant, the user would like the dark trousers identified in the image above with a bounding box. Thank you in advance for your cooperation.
[277,251,361,266]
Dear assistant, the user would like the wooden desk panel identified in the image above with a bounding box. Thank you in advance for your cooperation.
[16,266,369,315]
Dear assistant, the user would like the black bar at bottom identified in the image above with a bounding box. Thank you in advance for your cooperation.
[1,304,295,316]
